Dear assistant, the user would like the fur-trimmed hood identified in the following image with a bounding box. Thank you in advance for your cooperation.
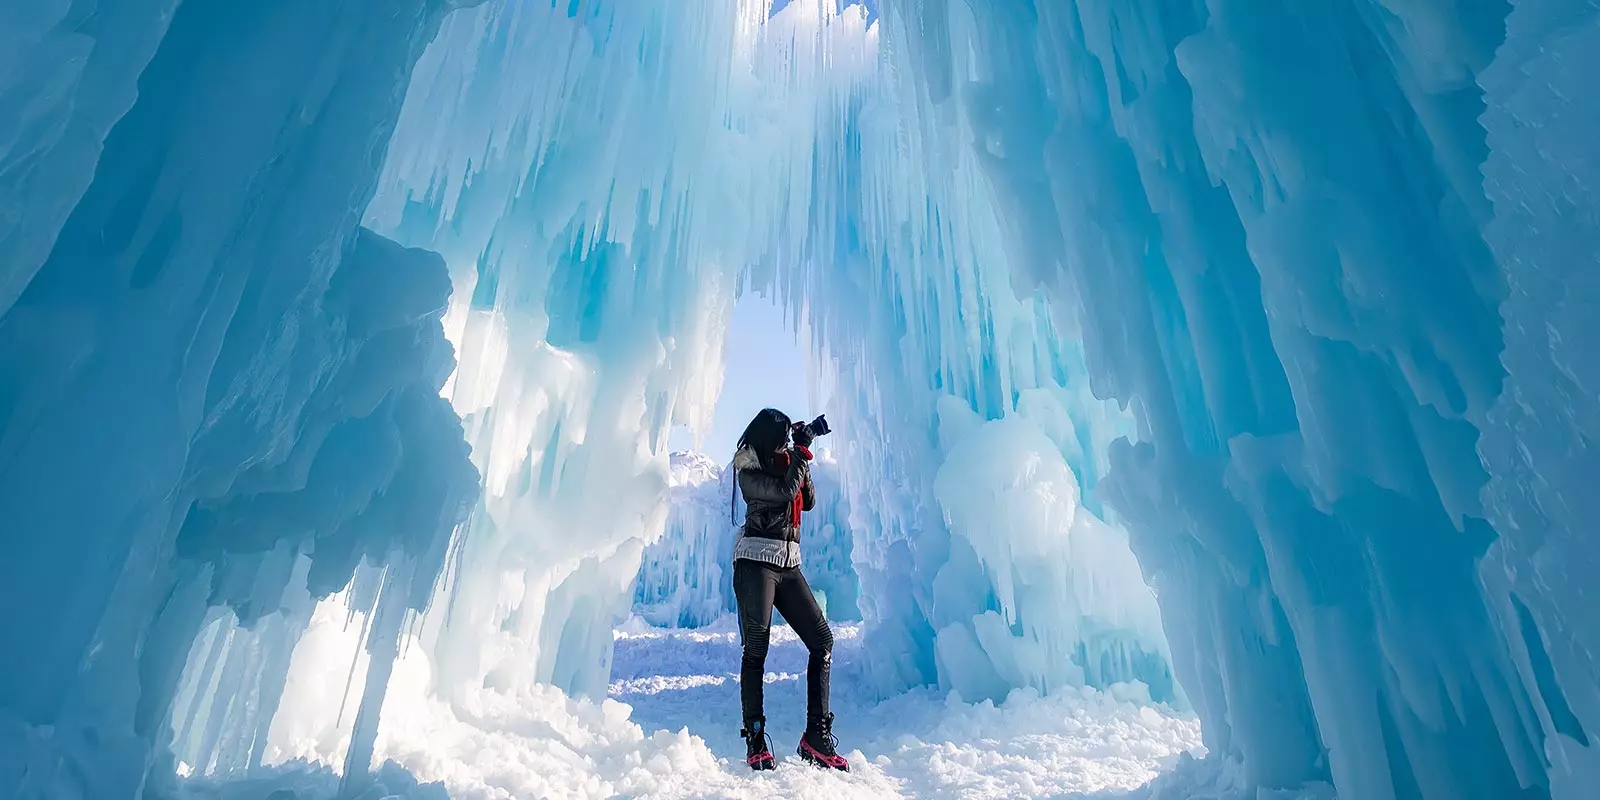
[732,444,811,472]
[732,445,762,471]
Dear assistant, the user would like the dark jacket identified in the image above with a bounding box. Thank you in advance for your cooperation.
[733,444,815,543]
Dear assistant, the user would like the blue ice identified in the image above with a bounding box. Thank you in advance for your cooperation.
[2,1,1598,799]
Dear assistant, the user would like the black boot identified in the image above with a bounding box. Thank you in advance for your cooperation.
[797,712,848,771]
[741,718,775,771]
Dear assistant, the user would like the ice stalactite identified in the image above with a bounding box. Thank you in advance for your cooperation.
[0,2,478,797]
[767,0,1178,703]
[868,0,1600,796]
[162,227,480,786]
[163,551,316,781]
[363,0,822,703]
[340,559,416,795]
[5,0,1598,798]
[362,0,1172,719]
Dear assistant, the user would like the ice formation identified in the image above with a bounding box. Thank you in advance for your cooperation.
[3,0,1599,799]
[0,3,479,797]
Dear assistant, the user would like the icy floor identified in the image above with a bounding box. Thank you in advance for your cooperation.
[604,618,1203,799]
[187,616,1242,799]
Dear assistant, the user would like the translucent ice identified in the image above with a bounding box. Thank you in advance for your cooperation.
[4,2,1600,800]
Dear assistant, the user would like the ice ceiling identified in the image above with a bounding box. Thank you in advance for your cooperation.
[1,1,1597,799]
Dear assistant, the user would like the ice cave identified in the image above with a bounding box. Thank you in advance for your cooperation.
[1,0,1597,797]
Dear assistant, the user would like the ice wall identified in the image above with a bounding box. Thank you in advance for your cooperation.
[7,1,1598,799]
[800,451,866,621]
[0,3,479,798]
[361,0,770,705]
[1476,2,1600,796]
[633,452,739,628]
[861,0,1600,797]
[757,1,1179,703]
[0,0,181,316]
[361,0,1174,715]
[358,0,885,704]
[632,450,862,627]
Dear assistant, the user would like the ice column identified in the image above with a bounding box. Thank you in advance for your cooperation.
[768,0,1179,703]
[869,0,1600,796]
[340,559,415,795]
[0,3,479,796]
[365,0,779,701]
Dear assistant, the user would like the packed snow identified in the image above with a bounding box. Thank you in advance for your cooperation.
[608,619,1199,799]
[185,604,1205,799]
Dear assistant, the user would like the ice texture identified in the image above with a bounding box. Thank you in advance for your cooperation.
[862,0,1597,797]
[3,0,1600,798]
[0,2,478,797]
[1476,0,1600,793]
[932,396,1172,703]
[633,452,741,628]
[358,0,1173,717]
[357,0,774,706]
[0,0,181,316]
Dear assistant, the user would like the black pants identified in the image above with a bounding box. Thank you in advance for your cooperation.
[733,559,833,726]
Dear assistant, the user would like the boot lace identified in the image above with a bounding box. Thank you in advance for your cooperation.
[808,712,839,756]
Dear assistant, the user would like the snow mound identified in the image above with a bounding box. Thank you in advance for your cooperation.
[1128,754,1337,800]
[179,760,446,800]
[668,451,724,489]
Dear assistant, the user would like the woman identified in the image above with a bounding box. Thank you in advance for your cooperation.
[730,408,848,772]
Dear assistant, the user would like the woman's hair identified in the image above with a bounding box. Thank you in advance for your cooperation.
[737,408,792,469]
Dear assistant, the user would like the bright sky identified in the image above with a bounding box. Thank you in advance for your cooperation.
[669,291,812,459]
[769,0,878,21]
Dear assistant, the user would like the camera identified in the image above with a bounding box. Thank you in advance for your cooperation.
[792,414,831,441]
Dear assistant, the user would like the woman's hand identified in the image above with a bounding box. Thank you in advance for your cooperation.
[791,424,815,448]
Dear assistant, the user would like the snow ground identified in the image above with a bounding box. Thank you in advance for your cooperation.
[607,618,1201,799]
[186,616,1248,799]
[184,614,1203,796]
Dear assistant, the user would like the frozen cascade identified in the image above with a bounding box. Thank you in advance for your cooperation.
[0,2,480,797]
[771,1,1180,703]
[864,0,1600,798]
[632,451,740,629]
[1,0,1599,799]
[360,0,1175,716]
[362,0,766,704]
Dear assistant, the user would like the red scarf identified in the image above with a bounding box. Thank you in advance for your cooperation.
[770,446,812,526]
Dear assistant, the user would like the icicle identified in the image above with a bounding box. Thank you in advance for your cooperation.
[340,559,416,794]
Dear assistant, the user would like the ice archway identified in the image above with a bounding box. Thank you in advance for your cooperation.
[356,0,1172,714]
[1,1,1598,799]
